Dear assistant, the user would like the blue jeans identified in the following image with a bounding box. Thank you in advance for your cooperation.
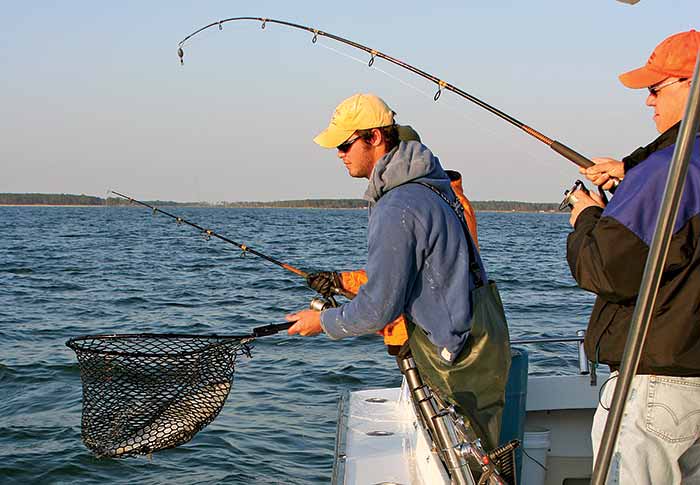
[592,372,700,484]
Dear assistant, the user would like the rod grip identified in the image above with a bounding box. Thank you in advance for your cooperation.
[550,141,594,169]
[552,141,618,194]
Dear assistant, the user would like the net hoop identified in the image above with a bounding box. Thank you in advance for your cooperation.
[67,333,253,458]
[67,333,254,358]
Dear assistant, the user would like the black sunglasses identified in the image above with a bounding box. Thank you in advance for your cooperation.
[337,135,361,152]
[648,78,688,96]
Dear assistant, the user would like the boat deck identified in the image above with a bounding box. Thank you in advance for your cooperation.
[333,373,609,485]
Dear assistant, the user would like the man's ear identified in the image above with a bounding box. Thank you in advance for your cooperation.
[369,128,384,147]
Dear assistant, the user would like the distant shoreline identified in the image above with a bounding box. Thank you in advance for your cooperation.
[0,204,106,207]
[0,204,563,214]
[0,194,561,213]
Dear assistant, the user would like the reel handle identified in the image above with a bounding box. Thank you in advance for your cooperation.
[559,179,589,211]
[333,287,357,300]
[559,179,609,211]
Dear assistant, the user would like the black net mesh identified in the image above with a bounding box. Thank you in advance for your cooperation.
[66,333,252,458]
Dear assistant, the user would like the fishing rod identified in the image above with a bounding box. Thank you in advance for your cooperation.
[110,190,356,300]
[177,16,596,171]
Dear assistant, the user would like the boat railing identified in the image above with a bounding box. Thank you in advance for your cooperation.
[511,329,590,377]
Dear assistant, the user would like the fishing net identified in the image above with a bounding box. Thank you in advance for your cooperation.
[66,333,253,458]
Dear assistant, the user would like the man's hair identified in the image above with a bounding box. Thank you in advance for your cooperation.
[356,124,399,151]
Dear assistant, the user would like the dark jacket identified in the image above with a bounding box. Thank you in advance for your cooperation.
[567,131,700,376]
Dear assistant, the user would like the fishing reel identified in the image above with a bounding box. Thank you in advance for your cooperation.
[559,179,590,211]
[309,296,339,311]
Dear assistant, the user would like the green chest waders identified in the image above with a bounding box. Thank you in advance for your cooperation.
[402,182,512,452]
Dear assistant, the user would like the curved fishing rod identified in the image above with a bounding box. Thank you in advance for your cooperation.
[177,16,595,170]
[110,190,356,300]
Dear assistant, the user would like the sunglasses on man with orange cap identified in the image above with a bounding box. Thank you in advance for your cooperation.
[647,77,689,96]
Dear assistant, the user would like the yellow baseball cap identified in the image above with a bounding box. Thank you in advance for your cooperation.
[314,93,396,148]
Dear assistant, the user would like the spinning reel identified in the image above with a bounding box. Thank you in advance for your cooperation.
[559,179,590,211]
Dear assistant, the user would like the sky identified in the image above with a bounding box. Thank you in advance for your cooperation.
[1,1,697,203]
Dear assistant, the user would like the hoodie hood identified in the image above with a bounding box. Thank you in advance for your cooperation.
[364,141,452,203]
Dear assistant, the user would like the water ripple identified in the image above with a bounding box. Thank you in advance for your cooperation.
[0,207,593,483]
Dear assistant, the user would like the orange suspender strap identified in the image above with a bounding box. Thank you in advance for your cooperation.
[449,171,479,248]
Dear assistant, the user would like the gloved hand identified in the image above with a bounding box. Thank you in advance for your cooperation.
[306,271,343,298]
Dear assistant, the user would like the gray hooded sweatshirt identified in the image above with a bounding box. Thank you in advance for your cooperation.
[320,141,485,362]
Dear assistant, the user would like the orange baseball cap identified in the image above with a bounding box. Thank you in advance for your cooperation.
[619,29,700,89]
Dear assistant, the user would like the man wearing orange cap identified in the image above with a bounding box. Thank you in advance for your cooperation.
[566,30,700,483]
[285,93,510,452]
[576,29,699,189]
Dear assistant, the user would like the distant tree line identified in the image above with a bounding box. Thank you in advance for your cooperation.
[471,200,559,212]
[219,199,368,209]
[0,193,104,205]
[103,197,206,207]
[1,193,559,212]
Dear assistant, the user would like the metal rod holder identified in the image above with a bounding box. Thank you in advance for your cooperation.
[577,330,589,375]
[397,355,476,485]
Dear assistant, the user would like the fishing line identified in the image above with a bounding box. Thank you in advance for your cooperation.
[316,42,433,97]
[178,17,597,171]
[317,41,570,175]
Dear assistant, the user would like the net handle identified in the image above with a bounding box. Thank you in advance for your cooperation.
[65,323,293,355]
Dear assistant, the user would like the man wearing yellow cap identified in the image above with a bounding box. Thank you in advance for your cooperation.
[305,123,480,354]
[285,93,510,452]
[566,30,700,483]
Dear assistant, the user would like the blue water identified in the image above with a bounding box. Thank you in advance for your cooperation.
[0,207,594,484]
